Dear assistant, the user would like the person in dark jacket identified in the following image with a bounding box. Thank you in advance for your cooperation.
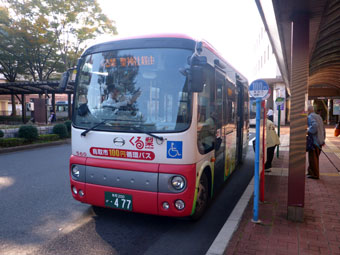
[307,105,325,179]
[49,111,56,122]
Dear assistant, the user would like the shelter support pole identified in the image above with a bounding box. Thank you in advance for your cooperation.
[327,99,330,125]
[287,12,309,222]
[21,94,26,123]
[52,93,56,113]
[68,93,72,119]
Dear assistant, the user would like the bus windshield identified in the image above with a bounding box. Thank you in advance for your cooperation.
[73,48,193,133]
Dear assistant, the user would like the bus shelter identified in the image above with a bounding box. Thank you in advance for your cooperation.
[0,80,74,123]
[256,0,340,221]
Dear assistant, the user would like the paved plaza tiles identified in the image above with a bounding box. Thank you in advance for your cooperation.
[224,126,340,255]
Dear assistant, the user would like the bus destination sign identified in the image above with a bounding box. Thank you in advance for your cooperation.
[103,55,155,68]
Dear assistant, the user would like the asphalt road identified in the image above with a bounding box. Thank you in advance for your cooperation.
[0,142,254,255]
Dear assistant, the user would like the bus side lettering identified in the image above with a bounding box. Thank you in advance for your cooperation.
[90,147,155,161]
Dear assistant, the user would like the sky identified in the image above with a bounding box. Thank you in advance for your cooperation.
[96,0,263,81]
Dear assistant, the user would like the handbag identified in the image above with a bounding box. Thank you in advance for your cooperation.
[306,133,314,151]
[335,123,340,137]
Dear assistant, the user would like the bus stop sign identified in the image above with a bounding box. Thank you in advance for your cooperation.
[249,79,269,99]
[249,79,269,223]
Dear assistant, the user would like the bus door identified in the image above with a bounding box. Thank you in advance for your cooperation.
[236,79,244,164]
[225,80,237,177]
[213,70,226,191]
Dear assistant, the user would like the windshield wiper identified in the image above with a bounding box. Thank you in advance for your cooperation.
[81,120,108,137]
[131,126,164,142]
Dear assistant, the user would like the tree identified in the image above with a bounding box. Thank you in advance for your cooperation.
[0,0,117,81]
[0,6,26,82]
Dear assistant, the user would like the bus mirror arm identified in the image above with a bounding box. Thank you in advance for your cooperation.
[190,55,207,66]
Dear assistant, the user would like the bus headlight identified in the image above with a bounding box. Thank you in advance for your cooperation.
[171,176,186,190]
[72,186,78,195]
[71,165,80,178]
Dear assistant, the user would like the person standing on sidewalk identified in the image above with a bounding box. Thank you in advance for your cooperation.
[267,107,274,122]
[307,105,326,179]
[265,117,280,172]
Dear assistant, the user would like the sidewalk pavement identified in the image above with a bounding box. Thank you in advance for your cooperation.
[224,126,340,255]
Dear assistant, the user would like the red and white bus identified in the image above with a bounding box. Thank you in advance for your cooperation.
[61,34,249,219]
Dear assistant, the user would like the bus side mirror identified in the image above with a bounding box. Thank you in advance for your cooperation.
[190,65,205,92]
[190,55,207,66]
[58,71,70,91]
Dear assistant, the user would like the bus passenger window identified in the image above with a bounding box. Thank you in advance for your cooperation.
[197,68,215,154]
[226,83,236,125]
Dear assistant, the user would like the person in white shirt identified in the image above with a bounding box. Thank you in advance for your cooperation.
[267,107,273,122]
[102,87,141,109]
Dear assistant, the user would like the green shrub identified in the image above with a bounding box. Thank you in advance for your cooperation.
[0,129,4,138]
[0,137,26,147]
[0,116,30,124]
[38,134,60,142]
[18,125,38,142]
[64,120,72,134]
[53,123,68,139]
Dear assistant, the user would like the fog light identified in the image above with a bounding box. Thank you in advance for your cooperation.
[162,202,170,210]
[171,176,185,190]
[72,165,80,178]
[79,190,84,197]
[72,186,78,195]
[174,200,185,210]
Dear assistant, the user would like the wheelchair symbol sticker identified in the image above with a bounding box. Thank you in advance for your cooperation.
[167,141,182,159]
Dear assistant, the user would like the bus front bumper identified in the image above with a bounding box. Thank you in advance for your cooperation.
[70,156,197,217]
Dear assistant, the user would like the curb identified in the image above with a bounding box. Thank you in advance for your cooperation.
[0,139,71,154]
[206,177,254,255]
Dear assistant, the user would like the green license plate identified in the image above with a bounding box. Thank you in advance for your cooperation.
[105,192,133,211]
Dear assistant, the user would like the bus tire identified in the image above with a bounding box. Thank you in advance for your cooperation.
[191,172,209,220]
[92,205,106,215]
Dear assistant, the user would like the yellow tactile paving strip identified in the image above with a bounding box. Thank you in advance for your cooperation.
[320,173,340,176]
[275,135,340,156]
[323,137,340,156]
[265,168,340,177]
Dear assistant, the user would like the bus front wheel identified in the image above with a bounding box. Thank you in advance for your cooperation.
[191,172,209,220]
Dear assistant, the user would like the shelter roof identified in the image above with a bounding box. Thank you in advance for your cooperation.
[0,81,74,95]
[256,0,340,98]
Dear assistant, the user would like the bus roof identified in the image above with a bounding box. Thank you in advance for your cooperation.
[201,39,248,84]
[96,33,196,43]
[83,33,197,56]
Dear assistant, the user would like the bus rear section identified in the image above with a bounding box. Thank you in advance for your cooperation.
[66,34,249,218]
